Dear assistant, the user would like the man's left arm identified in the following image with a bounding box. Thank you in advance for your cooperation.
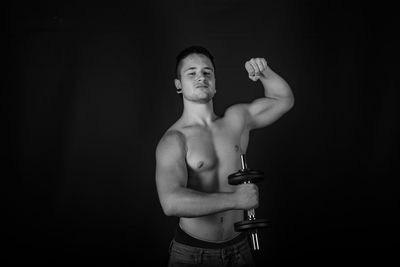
[245,58,294,130]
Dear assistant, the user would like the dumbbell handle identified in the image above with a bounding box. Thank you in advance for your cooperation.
[240,154,248,170]
[240,154,258,221]
[240,155,255,216]
[243,203,260,250]
[240,154,260,250]
[247,208,256,220]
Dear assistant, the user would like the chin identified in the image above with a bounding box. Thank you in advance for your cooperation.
[197,93,215,103]
[197,98,213,104]
[184,91,215,104]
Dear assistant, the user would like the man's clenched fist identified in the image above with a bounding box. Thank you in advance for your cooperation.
[233,183,259,210]
[245,58,268,82]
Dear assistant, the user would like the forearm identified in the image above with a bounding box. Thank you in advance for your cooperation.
[259,67,293,100]
[164,187,236,218]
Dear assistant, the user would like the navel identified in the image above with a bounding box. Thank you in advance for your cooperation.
[197,161,204,169]
[234,145,239,152]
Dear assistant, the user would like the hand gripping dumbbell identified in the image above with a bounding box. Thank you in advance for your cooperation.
[228,154,271,250]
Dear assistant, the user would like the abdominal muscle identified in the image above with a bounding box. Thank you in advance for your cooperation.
[179,209,243,242]
[178,165,244,242]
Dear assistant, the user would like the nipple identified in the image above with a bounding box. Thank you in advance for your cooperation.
[235,145,240,152]
[197,161,204,169]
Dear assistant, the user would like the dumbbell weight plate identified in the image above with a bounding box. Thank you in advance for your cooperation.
[234,219,271,232]
[228,169,264,185]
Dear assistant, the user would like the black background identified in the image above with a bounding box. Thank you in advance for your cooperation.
[5,0,399,265]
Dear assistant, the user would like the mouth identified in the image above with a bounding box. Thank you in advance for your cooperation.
[195,84,209,89]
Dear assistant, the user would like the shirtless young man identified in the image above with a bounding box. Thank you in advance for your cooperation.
[155,46,294,266]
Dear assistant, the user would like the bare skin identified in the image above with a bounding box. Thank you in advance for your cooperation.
[156,53,294,242]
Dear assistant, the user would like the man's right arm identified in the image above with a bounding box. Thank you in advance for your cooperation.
[155,131,258,218]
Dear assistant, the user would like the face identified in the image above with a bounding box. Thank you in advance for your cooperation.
[175,53,216,104]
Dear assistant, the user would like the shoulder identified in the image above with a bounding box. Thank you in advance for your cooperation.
[160,129,186,146]
[222,103,251,128]
[224,103,249,116]
[156,129,187,158]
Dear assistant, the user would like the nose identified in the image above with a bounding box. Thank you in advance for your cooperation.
[196,73,206,81]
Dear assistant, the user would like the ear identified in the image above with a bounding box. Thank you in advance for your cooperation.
[174,79,182,94]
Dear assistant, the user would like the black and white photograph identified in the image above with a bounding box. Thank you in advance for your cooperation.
[5,0,398,266]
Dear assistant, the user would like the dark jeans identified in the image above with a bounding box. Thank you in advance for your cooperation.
[168,238,255,267]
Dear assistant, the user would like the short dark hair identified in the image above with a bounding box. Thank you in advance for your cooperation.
[175,45,216,79]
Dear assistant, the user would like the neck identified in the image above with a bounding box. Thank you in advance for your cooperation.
[181,99,217,126]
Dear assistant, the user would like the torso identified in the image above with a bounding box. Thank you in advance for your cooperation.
[168,109,250,242]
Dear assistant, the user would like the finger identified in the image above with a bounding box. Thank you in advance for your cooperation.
[249,74,259,81]
[245,61,255,75]
[261,58,267,69]
[249,58,260,74]
[255,58,265,72]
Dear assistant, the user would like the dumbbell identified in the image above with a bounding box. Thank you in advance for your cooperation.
[228,154,271,250]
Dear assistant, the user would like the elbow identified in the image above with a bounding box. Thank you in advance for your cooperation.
[157,186,187,217]
[161,201,173,216]
[275,87,294,111]
[161,197,179,217]
[287,94,295,110]
[163,206,175,217]
[285,87,295,110]
[281,93,294,113]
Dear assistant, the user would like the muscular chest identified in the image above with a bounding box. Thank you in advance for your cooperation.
[184,125,245,175]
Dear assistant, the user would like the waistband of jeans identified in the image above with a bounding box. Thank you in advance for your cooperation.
[173,225,246,249]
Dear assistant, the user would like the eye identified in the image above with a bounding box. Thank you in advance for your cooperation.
[188,72,195,76]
